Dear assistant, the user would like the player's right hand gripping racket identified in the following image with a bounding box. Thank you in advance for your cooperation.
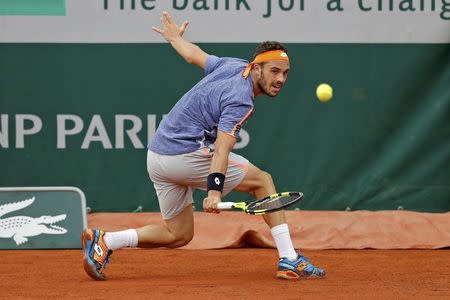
[217,192,303,215]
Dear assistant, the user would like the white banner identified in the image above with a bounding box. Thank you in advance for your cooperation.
[0,0,449,43]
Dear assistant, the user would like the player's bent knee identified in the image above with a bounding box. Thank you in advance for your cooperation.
[255,171,274,191]
[168,232,193,248]
[262,171,274,185]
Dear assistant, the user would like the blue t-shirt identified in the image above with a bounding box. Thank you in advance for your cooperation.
[149,55,254,155]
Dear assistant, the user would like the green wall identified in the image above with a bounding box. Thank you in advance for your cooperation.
[1,43,449,212]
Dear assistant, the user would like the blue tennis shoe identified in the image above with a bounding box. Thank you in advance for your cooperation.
[276,252,326,280]
[82,229,113,281]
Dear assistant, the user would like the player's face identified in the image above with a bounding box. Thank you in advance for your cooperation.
[256,60,290,97]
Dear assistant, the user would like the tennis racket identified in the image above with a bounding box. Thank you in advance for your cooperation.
[217,192,303,215]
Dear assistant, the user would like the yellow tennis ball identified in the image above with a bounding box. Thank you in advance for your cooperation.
[316,83,333,102]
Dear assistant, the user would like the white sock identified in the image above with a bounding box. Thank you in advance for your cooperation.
[103,229,138,250]
[270,224,298,261]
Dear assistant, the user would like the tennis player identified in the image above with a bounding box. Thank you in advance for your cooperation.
[82,11,325,281]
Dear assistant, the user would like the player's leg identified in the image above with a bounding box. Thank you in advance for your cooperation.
[234,162,326,279]
[103,201,194,250]
[234,163,296,258]
[104,150,196,249]
[233,164,285,225]
[82,201,194,281]
[82,199,194,281]
[136,194,194,249]
[81,151,195,281]
[136,207,193,248]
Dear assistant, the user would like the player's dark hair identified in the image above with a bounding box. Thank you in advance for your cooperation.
[253,41,288,59]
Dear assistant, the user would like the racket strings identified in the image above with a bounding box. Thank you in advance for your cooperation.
[248,195,298,211]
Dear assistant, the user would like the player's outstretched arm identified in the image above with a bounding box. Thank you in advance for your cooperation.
[153,11,208,69]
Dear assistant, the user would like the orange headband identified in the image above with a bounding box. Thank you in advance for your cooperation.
[243,50,289,78]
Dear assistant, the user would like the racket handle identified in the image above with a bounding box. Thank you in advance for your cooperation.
[217,202,234,210]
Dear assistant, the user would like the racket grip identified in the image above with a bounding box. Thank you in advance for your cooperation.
[217,202,234,210]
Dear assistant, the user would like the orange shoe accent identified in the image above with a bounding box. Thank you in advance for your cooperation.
[91,230,109,265]
[296,262,308,271]
[276,270,301,280]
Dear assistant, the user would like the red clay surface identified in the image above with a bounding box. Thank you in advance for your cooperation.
[1,249,449,299]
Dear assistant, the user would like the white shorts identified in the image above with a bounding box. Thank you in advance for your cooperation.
[147,148,249,220]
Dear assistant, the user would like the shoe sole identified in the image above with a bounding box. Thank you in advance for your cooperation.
[276,270,326,280]
[82,230,106,281]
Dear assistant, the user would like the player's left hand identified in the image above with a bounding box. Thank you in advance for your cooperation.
[203,191,222,214]
[152,11,189,42]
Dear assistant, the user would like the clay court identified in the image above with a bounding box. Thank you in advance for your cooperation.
[1,211,449,299]
[1,248,449,299]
